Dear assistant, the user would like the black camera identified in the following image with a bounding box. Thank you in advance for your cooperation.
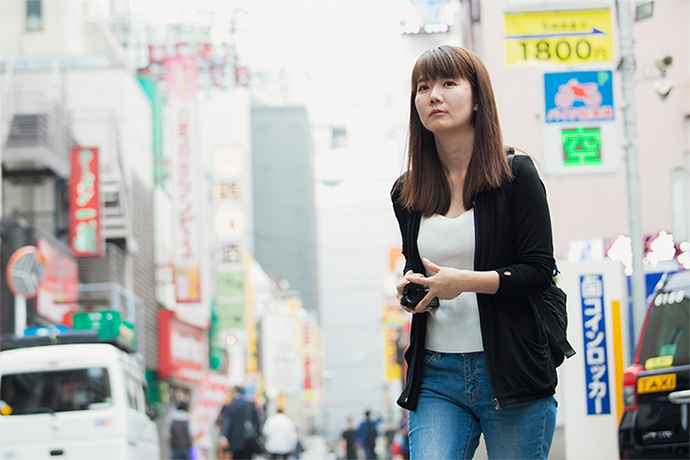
[400,283,439,309]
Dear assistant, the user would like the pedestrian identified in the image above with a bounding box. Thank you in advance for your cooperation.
[218,386,261,460]
[355,410,380,460]
[397,413,409,460]
[261,408,297,460]
[391,45,559,459]
[165,400,193,460]
[383,420,396,460]
[341,417,357,460]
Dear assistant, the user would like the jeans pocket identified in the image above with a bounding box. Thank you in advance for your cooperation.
[423,350,438,365]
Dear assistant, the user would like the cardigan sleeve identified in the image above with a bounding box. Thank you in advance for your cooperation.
[391,176,413,275]
[494,155,555,297]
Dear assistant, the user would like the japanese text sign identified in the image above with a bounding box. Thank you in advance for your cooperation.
[167,55,202,303]
[69,147,103,257]
[505,9,613,67]
[545,71,614,123]
[580,274,611,415]
[189,372,231,446]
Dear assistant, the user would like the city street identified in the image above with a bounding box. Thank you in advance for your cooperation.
[1,0,689,459]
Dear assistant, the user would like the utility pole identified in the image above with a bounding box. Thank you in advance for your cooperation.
[616,0,647,344]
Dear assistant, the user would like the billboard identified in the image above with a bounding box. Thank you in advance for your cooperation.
[36,237,78,324]
[158,309,207,380]
[69,147,103,257]
[167,56,202,303]
[544,70,614,124]
[504,9,614,67]
[542,70,619,176]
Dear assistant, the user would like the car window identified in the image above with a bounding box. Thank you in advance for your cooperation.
[0,368,112,415]
[125,372,138,411]
[638,273,689,368]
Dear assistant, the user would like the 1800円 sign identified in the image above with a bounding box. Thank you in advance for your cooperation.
[505,10,614,67]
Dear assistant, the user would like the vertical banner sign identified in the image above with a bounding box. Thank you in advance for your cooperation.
[167,56,201,303]
[69,147,103,257]
[189,372,231,446]
[580,274,611,415]
[301,318,321,417]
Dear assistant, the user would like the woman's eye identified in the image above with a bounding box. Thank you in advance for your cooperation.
[444,81,457,87]
[417,85,429,92]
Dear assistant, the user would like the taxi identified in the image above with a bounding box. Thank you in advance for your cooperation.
[618,270,689,459]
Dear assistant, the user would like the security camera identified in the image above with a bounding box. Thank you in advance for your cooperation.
[654,79,673,100]
[655,55,673,76]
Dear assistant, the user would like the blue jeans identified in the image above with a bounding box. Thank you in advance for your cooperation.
[409,351,557,460]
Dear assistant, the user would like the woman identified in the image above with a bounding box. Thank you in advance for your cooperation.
[391,45,558,459]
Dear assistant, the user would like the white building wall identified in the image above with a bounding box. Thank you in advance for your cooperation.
[0,0,89,58]
[65,68,153,189]
[479,0,689,259]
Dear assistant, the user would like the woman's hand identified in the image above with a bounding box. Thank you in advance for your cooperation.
[404,259,465,312]
[403,258,500,313]
[396,271,416,313]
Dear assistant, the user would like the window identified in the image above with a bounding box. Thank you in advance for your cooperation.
[0,368,112,414]
[332,127,347,148]
[638,273,689,367]
[125,373,138,410]
[26,0,43,32]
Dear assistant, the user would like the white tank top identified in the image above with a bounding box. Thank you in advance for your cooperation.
[417,209,484,353]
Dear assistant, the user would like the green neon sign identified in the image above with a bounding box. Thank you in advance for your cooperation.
[561,127,602,166]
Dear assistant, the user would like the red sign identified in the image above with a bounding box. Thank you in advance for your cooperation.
[36,238,79,323]
[158,309,206,380]
[5,246,47,298]
[69,147,102,257]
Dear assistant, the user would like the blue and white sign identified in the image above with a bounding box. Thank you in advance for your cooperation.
[580,274,611,415]
[545,71,614,123]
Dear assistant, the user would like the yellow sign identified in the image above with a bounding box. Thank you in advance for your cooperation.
[638,373,677,394]
[384,328,402,381]
[645,355,674,370]
[504,9,613,67]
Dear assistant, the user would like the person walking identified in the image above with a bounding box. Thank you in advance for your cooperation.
[341,417,357,460]
[383,420,396,460]
[355,410,381,460]
[391,45,559,459]
[261,408,297,460]
[219,386,261,460]
[165,401,193,460]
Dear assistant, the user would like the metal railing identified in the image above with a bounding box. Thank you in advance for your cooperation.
[2,59,72,176]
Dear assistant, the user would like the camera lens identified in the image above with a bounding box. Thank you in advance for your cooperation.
[401,283,429,308]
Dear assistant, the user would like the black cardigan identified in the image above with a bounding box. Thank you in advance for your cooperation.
[391,154,558,410]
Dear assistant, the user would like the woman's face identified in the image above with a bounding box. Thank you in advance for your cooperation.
[414,76,476,135]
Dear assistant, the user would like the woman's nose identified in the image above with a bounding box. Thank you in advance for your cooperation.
[429,85,442,103]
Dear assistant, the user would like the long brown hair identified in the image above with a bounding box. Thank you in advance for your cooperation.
[397,45,511,216]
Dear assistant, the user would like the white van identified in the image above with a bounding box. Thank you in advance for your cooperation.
[0,332,160,460]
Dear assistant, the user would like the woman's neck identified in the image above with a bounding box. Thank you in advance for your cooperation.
[434,128,474,175]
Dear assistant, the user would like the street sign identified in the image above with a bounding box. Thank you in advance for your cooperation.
[505,9,614,67]
[541,70,619,176]
[6,246,47,299]
[544,70,614,123]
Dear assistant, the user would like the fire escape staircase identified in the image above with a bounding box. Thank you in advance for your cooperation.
[1,58,73,179]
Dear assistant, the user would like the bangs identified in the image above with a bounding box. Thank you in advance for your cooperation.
[411,46,472,91]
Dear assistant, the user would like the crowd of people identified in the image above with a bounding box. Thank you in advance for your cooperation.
[164,385,303,460]
[164,387,409,460]
[337,411,409,460]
